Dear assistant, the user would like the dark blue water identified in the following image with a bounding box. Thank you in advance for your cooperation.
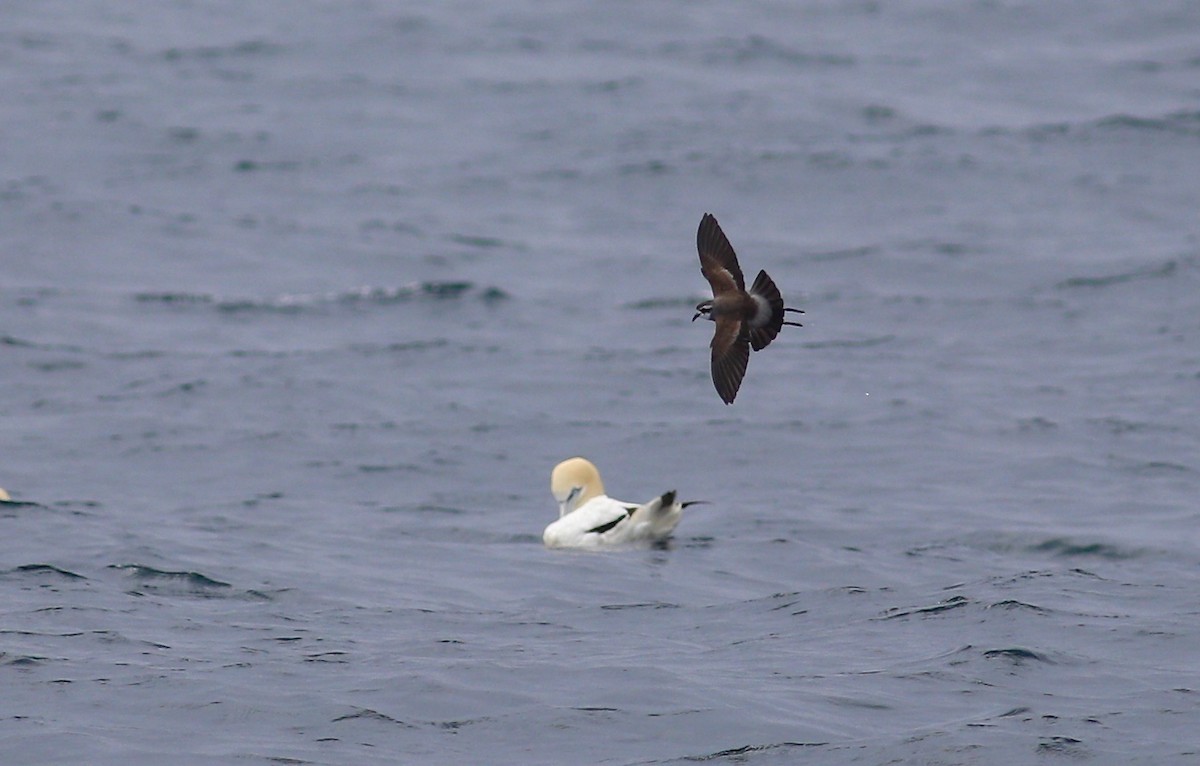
[3,2,1199,763]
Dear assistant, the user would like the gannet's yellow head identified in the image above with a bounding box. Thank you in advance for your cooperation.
[550,457,605,517]
[0,487,9,502]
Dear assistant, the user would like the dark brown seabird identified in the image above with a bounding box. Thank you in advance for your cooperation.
[692,213,803,404]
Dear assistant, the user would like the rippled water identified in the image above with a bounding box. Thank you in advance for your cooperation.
[3,1,1200,764]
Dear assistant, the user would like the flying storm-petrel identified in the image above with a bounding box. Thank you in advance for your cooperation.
[692,213,803,404]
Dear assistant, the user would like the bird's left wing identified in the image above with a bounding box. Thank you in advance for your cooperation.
[710,317,749,404]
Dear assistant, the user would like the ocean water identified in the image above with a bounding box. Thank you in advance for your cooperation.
[3,1,1200,763]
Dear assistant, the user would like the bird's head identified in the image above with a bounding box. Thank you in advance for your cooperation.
[550,457,605,517]
[692,299,713,322]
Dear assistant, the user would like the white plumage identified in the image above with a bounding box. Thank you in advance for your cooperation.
[542,457,688,549]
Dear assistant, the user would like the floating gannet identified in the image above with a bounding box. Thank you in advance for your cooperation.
[692,213,803,404]
[543,458,698,548]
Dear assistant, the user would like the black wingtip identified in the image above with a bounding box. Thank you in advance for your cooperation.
[697,213,717,248]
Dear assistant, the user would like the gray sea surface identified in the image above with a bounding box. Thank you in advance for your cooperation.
[3,1,1200,764]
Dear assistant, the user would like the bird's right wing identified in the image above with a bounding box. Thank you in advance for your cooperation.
[697,213,745,293]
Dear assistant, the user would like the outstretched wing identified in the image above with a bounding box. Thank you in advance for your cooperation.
[697,213,745,294]
[710,317,749,404]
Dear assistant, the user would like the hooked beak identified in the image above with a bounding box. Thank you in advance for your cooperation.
[691,311,701,322]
